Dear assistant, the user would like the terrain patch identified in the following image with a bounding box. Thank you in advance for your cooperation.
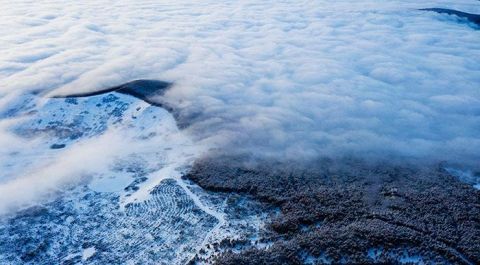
[185,156,480,264]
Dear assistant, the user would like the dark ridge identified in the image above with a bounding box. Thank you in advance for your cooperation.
[52,79,172,107]
[50,143,66,149]
[50,79,193,127]
[185,155,480,264]
[421,8,480,26]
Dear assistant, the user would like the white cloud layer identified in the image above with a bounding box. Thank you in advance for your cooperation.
[1,0,479,185]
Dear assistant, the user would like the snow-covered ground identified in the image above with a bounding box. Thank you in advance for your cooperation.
[0,90,204,214]
[0,90,270,264]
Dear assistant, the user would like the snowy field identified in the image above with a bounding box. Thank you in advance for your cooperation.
[0,0,479,264]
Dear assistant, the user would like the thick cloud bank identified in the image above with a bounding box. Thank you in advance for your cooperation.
[1,0,480,169]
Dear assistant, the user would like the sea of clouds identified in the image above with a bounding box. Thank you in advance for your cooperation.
[0,0,479,211]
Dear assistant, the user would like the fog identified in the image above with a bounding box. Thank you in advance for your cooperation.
[0,0,479,213]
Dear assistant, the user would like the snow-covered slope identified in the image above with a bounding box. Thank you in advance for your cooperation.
[0,84,200,212]
[0,87,270,264]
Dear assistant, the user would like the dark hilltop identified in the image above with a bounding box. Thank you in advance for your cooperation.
[420,8,480,28]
